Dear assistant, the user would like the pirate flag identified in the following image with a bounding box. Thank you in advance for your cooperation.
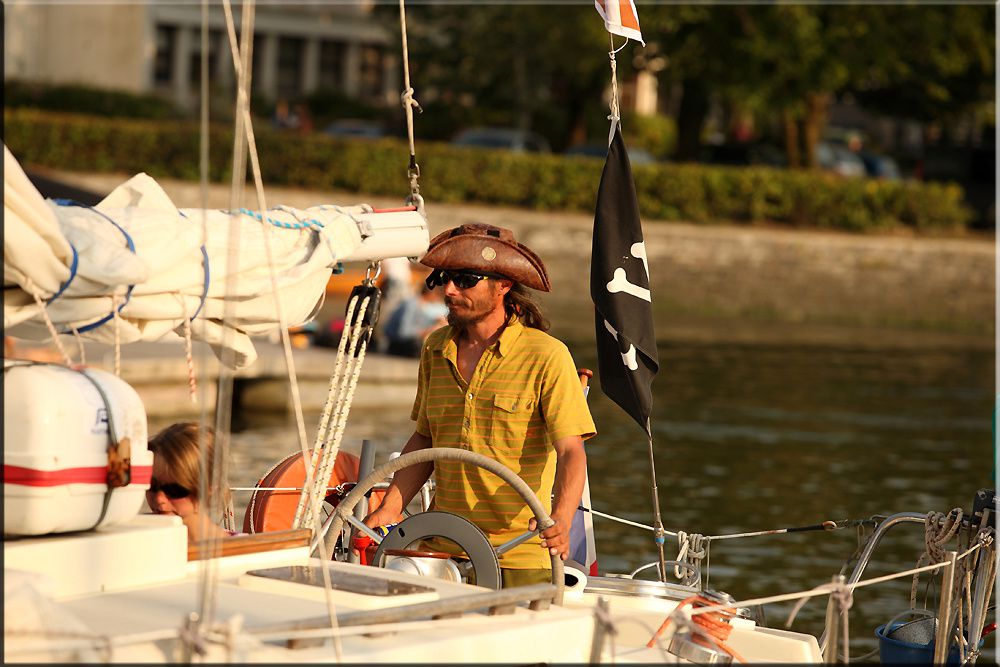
[590,126,659,434]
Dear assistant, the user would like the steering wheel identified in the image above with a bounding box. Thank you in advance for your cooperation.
[317,447,565,605]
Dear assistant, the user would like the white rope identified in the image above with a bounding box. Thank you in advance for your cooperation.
[398,0,423,207]
[192,0,256,637]
[27,289,73,366]
[305,296,374,532]
[293,293,362,528]
[606,34,628,145]
[218,0,313,502]
[182,303,197,404]
[215,9,343,651]
[674,531,706,586]
[70,325,85,366]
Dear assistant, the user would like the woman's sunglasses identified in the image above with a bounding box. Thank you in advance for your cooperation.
[425,269,498,290]
[146,478,192,500]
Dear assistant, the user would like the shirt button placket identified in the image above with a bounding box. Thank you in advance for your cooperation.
[463,387,474,436]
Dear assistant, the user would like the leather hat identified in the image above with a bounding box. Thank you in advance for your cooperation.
[420,223,551,292]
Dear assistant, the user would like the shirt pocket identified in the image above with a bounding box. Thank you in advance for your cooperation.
[490,393,535,448]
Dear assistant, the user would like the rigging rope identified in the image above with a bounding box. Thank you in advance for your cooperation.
[70,325,85,366]
[910,508,963,608]
[606,35,628,146]
[297,292,375,531]
[216,4,343,655]
[398,0,423,211]
[28,287,73,366]
[674,531,706,586]
[293,291,363,528]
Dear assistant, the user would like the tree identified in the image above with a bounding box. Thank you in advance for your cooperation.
[641,4,994,167]
[395,4,615,150]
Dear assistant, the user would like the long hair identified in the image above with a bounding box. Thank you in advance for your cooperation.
[148,422,231,513]
[504,283,549,331]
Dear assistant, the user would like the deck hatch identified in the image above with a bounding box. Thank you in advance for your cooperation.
[247,565,435,596]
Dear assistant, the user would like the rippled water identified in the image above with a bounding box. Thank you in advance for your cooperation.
[151,339,994,657]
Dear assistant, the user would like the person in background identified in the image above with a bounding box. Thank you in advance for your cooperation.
[382,283,449,358]
[365,223,596,587]
[373,256,418,351]
[146,422,235,541]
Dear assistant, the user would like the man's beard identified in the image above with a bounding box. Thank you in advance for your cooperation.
[446,307,492,330]
[445,289,500,330]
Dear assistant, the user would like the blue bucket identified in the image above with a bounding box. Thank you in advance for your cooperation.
[876,622,935,664]
[876,622,982,665]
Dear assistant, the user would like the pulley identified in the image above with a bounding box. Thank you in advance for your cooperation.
[344,261,382,356]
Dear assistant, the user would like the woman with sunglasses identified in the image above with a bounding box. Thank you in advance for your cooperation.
[147,421,235,541]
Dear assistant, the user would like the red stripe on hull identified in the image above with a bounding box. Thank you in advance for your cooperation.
[3,465,153,487]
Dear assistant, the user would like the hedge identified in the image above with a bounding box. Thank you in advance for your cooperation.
[4,109,973,232]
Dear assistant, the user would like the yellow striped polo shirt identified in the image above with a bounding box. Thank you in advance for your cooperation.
[412,316,597,569]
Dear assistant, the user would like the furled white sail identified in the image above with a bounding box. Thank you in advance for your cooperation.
[3,145,428,369]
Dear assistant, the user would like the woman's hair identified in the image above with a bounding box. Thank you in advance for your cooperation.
[148,422,230,511]
[503,283,549,331]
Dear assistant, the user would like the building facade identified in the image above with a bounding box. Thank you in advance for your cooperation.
[5,3,397,111]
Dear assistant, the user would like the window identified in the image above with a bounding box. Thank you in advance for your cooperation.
[276,36,304,99]
[359,44,384,101]
[318,40,345,90]
[153,25,177,85]
[188,29,222,89]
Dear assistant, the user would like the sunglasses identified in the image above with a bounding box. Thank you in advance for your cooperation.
[425,269,499,290]
[147,478,192,500]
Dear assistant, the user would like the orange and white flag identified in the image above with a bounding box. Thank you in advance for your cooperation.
[595,0,644,45]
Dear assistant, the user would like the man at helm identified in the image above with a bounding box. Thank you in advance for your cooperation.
[365,223,596,586]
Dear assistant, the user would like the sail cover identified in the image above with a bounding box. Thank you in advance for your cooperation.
[3,145,426,369]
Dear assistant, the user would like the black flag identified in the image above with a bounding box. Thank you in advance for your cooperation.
[590,126,659,434]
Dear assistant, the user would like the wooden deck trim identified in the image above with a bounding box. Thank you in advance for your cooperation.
[187,528,312,561]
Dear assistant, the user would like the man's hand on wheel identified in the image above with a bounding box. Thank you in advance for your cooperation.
[528,515,569,560]
[363,507,394,529]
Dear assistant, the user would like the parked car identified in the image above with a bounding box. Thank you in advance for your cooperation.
[564,143,656,165]
[815,142,866,177]
[859,152,902,180]
[451,127,551,153]
[322,119,386,139]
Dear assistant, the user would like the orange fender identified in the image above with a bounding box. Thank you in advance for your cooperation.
[242,450,400,536]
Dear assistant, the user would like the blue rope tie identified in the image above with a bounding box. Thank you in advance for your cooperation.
[47,242,79,304]
[176,210,210,321]
[237,207,325,230]
[52,199,136,334]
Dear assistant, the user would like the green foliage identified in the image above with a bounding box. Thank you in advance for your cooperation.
[5,109,973,233]
[299,87,386,128]
[5,80,182,120]
[628,114,677,160]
